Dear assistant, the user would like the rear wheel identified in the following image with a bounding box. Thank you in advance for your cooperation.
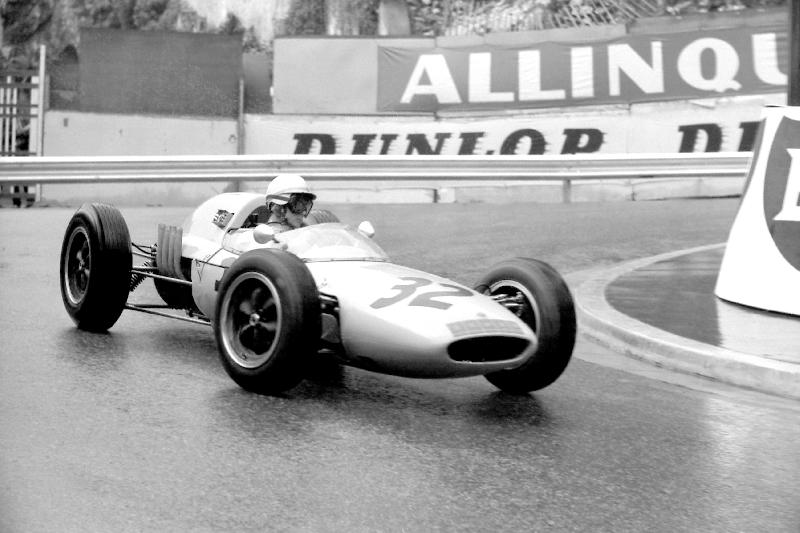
[154,274,196,310]
[153,258,198,311]
[214,249,321,394]
[475,258,576,394]
[60,203,132,332]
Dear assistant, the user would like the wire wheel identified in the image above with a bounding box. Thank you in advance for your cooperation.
[220,272,282,369]
[63,226,92,306]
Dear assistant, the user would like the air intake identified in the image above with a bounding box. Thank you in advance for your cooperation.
[447,336,531,363]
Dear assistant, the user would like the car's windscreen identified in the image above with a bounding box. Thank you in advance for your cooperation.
[278,223,389,262]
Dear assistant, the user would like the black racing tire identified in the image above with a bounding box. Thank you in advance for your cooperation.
[153,255,197,310]
[305,209,340,225]
[154,277,196,310]
[60,203,132,332]
[475,258,576,394]
[214,249,321,395]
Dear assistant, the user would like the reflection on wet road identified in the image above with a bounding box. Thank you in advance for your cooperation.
[1,204,799,532]
[606,248,800,361]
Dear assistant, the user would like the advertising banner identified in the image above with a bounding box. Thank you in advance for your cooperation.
[247,95,781,155]
[378,24,787,112]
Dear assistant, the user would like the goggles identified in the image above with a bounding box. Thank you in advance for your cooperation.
[286,194,314,216]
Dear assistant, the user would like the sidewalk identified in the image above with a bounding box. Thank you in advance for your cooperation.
[570,244,800,400]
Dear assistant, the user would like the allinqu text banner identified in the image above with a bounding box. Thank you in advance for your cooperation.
[377,24,787,112]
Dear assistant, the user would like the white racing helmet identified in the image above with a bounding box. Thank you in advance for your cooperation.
[266,174,316,205]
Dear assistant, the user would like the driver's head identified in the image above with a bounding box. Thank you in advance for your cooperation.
[266,174,316,229]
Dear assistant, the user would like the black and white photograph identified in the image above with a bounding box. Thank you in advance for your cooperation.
[1,1,799,531]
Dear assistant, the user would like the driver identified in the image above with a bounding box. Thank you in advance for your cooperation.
[264,174,316,233]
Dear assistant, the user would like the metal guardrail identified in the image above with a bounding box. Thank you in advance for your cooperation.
[0,153,752,203]
[0,153,751,184]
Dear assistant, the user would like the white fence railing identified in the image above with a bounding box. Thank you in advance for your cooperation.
[0,153,752,202]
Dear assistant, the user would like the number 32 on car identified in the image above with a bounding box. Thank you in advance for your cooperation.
[371,277,472,310]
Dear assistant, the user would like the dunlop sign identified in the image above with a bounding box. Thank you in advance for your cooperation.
[378,25,787,112]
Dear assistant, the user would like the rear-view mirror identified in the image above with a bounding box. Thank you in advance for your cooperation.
[357,221,375,239]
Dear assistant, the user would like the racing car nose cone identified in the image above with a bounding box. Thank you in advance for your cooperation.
[249,313,260,326]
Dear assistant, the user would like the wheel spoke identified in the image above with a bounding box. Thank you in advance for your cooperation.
[63,229,93,304]
[251,325,272,353]
[78,243,90,264]
[257,296,276,316]
[257,320,277,333]
[251,287,267,310]
[240,286,266,315]
[239,299,254,315]
[239,321,276,352]
[239,324,256,351]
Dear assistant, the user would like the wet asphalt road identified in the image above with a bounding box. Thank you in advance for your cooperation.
[1,201,799,532]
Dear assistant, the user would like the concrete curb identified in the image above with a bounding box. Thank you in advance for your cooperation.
[570,244,800,401]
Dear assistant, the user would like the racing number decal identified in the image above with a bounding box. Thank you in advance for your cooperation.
[410,283,472,309]
[370,277,472,310]
[371,277,429,309]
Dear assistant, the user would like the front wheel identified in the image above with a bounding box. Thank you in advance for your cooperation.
[214,249,321,394]
[475,258,576,394]
[60,203,132,332]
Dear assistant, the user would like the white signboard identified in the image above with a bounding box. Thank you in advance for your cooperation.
[246,94,784,155]
[716,105,800,316]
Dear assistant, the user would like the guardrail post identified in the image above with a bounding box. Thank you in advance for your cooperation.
[562,179,572,203]
[230,76,246,193]
[37,44,46,203]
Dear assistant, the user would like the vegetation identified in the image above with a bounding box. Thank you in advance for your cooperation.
[0,0,259,68]
[2,0,789,69]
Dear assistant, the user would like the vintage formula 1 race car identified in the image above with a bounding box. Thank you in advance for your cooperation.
[60,193,576,395]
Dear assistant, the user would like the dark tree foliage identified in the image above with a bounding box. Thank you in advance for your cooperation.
[217,11,263,53]
[73,0,136,29]
[1,0,212,68]
[283,0,326,35]
[218,11,242,34]
[4,0,787,69]
[73,0,183,30]
[282,0,378,36]
[407,0,446,36]
[132,0,182,30]
[2,0,54,45]
[1,0,55,67]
